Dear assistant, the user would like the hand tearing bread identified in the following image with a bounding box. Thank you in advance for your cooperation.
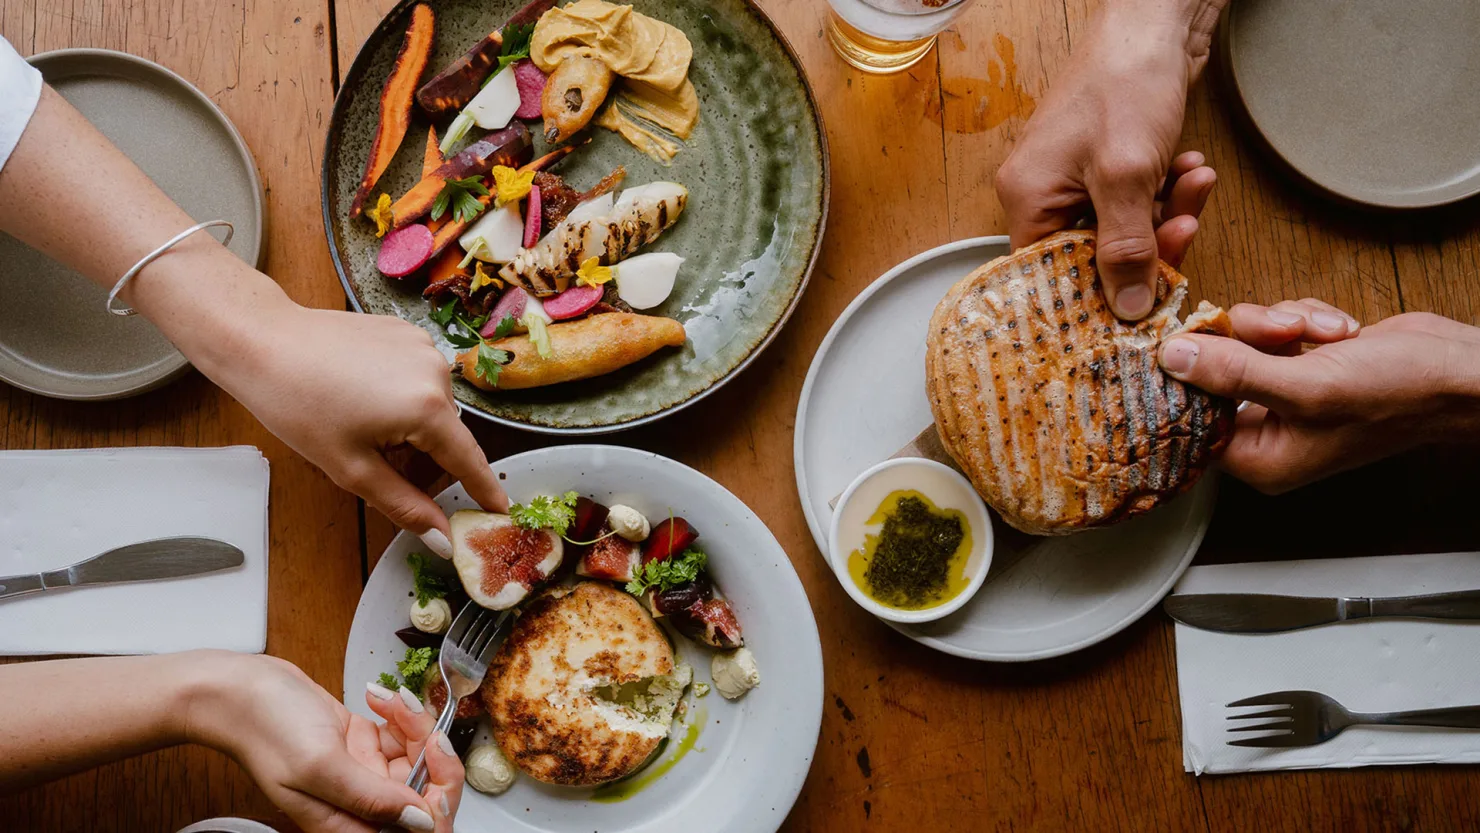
[925,230,1235,536]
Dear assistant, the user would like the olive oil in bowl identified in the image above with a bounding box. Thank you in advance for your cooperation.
[847,490,973,610]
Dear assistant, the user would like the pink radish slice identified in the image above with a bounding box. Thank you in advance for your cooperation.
[377,224,434,277]
[482,286,530,337]
[523,185,542,249]
[543,284,604,320]
[513,59,547,120]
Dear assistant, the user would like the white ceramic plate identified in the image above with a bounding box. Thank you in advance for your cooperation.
[794,237,1216,662]
[344,445,823,832]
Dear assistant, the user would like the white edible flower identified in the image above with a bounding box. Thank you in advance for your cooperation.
[465,742,518,795]
[606,504,651,542]
[410,598,452,634]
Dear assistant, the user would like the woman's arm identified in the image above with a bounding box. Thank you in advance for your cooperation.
[0,85,506,553]
[0,651,463,832]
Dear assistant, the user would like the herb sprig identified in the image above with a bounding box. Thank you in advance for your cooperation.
[397,647,438,693]
[494,22,535,77]
[509,491,581,535]
[431,175,490,224]
[626,548,707,596]
[407,552,449,606]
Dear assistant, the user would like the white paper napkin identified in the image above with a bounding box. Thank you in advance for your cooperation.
[1174,551,1480,775]
[0,446,269,655]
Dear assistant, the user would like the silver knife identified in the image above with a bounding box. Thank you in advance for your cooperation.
[1165,589,1480,633]
[0,537,245,602]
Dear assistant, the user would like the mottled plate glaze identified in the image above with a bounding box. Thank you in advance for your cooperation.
[323,0,827,433]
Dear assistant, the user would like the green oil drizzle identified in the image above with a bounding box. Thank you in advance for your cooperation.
[589,706,705,803]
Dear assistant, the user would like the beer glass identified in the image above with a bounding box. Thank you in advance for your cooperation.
[826,0,975,74]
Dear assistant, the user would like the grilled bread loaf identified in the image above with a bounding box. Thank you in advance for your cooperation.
[925,230,1234,535]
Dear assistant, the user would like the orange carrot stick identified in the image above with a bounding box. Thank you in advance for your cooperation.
[350,4,435,218]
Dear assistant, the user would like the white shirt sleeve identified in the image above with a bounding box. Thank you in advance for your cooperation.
[0,35,42,173]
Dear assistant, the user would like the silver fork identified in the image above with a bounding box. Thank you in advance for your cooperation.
[403,604,510,793]
[1226,690,1480,748]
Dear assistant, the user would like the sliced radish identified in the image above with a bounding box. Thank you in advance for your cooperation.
[523,185,542,249]
[482,286,530,337]
[377,224,434,277]
[458,202,524,263]
[512,59,547,120]
[543,284,605,320]
[614,251,683,309]
[466,65,522,130]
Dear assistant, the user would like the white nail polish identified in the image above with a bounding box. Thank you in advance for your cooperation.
[436,731,455,756]
[366,681,395,701]
[398,805,435,832]
[420,528,453,559]
[439,794,450,816]
[399,686,425,713]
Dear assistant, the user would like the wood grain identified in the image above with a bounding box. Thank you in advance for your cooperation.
[5,0,1480,829]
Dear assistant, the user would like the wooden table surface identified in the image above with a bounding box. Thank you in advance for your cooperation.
[5,0,1480,830]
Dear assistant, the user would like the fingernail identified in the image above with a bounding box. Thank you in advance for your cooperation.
[420,528,452,560]
[398,805,435,832]
[399,686,424,713]
[1112,284,1153,319]
[1312,311,1347,332]
[366,681,396,701]
[439,794,450,816]
[1344,315,1361,333]
[1266,310,1303,326]
[1161,338,1199,376]
[435,730,455,757]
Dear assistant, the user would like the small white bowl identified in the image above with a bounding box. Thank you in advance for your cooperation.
[828,458,994,624]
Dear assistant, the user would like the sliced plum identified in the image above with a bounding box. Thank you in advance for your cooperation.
[648,572,712,617]
[568,496,610,543]
[641,516,699,564]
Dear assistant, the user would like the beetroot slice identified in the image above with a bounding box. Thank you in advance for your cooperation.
[482,286,529,337]
[523,185,542,249]
[377,224,435,277]
[543,284,604,320]
[513,59,547,120]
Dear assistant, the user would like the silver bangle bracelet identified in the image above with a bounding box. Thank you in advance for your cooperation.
[107,220,235,317]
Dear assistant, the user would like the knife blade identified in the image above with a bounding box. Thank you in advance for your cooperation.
[0,537,245,602]
[1165,589,1480,633]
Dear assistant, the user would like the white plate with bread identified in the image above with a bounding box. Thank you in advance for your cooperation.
[795,235,1219,661]
[344,445,822,832]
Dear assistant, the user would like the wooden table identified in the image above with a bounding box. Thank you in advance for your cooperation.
[4,0,1480,830]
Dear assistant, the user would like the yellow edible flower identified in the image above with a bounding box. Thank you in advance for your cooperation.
[575,256,613,287]
[470,261,502,293]
[368,193,394,238]
[492,166,535,206]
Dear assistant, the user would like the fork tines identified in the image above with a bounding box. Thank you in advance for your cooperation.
[1225,692,1298,747]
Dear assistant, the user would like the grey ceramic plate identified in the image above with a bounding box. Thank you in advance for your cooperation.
[1222,0,1480,209]
[323,0,827,434]
[0,49,264,400]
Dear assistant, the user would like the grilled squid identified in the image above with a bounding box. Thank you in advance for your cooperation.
[498,182,687,297]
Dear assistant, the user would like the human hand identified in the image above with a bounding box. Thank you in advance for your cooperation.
[1159,301,1480,493]
[184,653,464,833]
[995,0,1225,320]
[206,299,507,556]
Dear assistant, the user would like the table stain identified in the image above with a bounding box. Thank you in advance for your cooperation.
[935,34,1036,133]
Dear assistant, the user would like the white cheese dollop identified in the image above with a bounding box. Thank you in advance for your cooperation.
[410,598,452,634]
[606,504,651,542]
[711,647,760,700]
[464,742,518,796]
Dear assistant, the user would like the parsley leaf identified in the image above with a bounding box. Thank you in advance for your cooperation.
[407,552,449,606]
[397,647,438,693]
[495,22,535,76]
[377,671,399,690]
[431,176,490,224]
[430,299,457,327]
[490,315,517,339]
[509,491,582,535]
[475,342,511,385]
[626,548,708,597]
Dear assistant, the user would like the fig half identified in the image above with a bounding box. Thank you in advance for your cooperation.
[450,510,563,609]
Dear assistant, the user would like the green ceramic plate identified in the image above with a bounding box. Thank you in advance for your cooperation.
[322,0,827,434]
